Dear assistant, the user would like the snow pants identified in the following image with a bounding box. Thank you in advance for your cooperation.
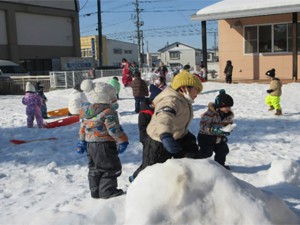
[132,132,200,179]
[41,102,48,118]
[197,133,229,166]
[134,97,145,113]
[265,95,281,110]
[26,106,43,128]
[225,75,232,84]
[87,142,122,199]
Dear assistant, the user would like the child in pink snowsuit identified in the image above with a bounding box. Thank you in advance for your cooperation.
[22,82,44,128]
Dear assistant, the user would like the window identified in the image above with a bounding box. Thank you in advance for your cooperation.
[244,23,300,54]
[124,50,132,54]
[81,48,92,57]
[113,48,122,54]
[207,54,212,61]
[169,51,180,59]
[274,24,287,52]
[259,25,272,53]
[245,26,257,53]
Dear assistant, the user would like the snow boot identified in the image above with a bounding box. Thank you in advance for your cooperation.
[223,165,230,170]
[275,109,282,116]
[129,175,135,183]
[268,106,274,111]
[100,189,124,199]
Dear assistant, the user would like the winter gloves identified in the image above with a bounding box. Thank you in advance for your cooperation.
[160,133,182,154]
[76,141,129,154]
[76,140,87,154]
[211,127,230,136]
[266,89,273,94]
[118,141,129,154]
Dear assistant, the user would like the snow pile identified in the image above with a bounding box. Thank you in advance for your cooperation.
[268,159,300,186]
[1,80,300,225]
[125,158,300,225]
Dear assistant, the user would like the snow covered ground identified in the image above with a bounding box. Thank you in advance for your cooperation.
[1,77,300,225]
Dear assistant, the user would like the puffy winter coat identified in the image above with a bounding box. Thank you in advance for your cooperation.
[68,89,88,115]
[79,102,128,144]
[107,78,121,95]
[268,78,282,96]
[131,77,149,97]
[138,98,154,143]
[199,103,234,136]
[146,87,193,142]
[122,62,130,76]
[22,92,43,114]
[224,64,233,76]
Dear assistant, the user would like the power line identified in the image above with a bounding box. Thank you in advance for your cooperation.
[79,0,89,10]
[80,8,199,17]
[104,24,217,41]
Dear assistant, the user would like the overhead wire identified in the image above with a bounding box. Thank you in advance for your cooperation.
[79,0,89,10]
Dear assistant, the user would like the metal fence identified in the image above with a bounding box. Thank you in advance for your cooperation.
[0,64,220,94]
[0,76,50,95]
[49,69,123,89]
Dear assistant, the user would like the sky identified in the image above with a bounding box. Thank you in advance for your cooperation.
[78,0,221,52]
[1,75,300,224]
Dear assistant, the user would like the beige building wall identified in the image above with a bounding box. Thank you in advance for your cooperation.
[219,13,300,80]
[80,35,108,65]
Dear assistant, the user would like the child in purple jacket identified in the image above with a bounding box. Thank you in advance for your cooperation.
[22,82,44,128]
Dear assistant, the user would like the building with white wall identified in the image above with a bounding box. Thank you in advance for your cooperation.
[80,35,138,67]
[158,42,202,69]
[105,39,138,66]
[0,0,80,74]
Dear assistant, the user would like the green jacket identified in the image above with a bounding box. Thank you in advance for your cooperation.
[108,78,121,94]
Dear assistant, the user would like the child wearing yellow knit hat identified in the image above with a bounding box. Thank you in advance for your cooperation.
[130,70,203,182]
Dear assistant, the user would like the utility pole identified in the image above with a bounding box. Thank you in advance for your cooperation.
[201,21,207,70]
[97,0,103,67]
[134,0,143,67]
[141,30,144,65]
[214,32,217,50]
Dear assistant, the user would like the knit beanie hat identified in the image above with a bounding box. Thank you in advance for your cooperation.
[183,64,191,70]
[149,84,162,101]
[171,70,203,93]
[215,89,234,108]
[25,82,35,92]
[265,68,275,78]
[81,79,117,104]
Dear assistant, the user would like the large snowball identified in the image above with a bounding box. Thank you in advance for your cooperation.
[125,158,300,225]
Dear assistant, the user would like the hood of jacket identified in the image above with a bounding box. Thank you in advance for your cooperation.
[80,102,110,119]
[147,87,193,141]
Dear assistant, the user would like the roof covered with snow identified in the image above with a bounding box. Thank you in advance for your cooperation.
[191,0,300,21]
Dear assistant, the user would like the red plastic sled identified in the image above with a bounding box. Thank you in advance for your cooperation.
[47,108,69,117]
[44,116,80,129]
